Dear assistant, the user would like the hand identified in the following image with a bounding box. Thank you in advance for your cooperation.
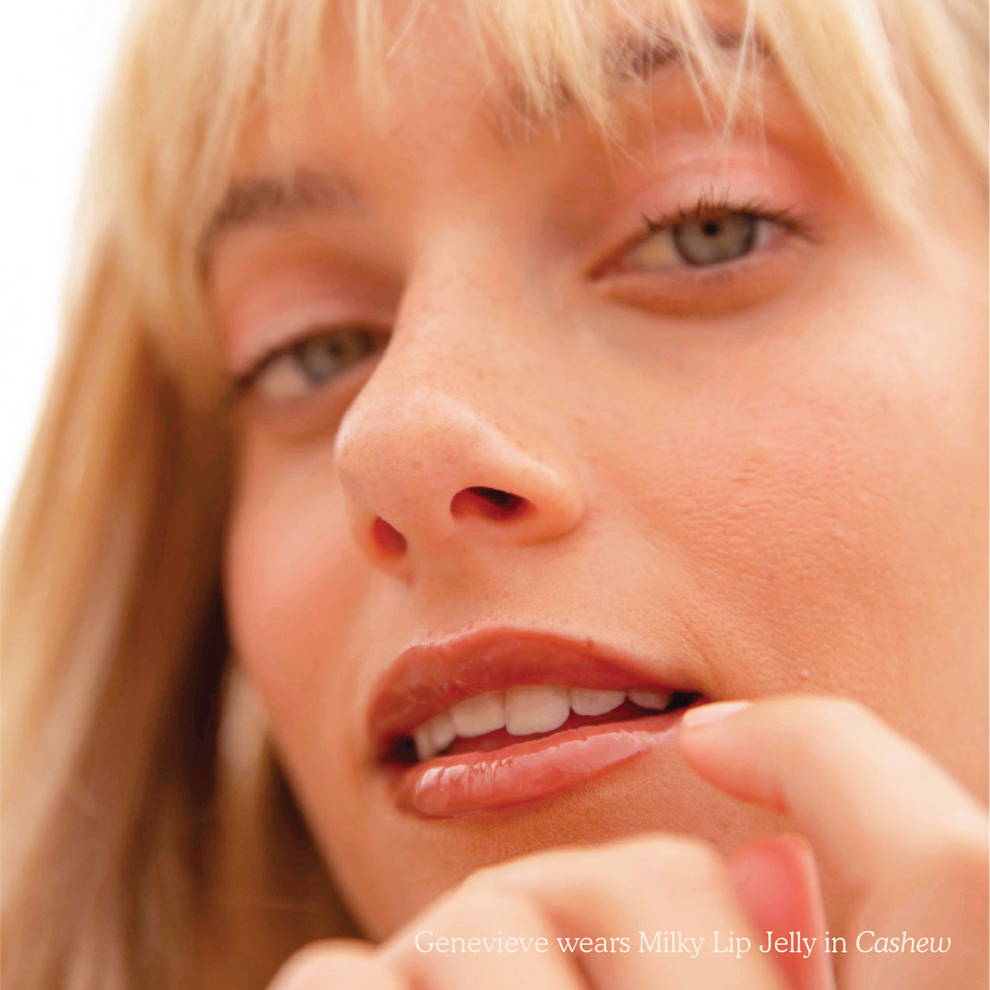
[269,831,829,990]
[678,696,989,989]
[265,695,987,989]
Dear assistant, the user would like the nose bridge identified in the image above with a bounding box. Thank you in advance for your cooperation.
[333,286,586,570]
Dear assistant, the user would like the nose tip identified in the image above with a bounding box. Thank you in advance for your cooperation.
[335,386,585,574]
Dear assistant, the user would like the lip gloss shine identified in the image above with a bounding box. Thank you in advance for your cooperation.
[395,711,681,817]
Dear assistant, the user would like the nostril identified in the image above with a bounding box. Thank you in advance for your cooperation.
[450,486,532,522]
[372,517,407,558]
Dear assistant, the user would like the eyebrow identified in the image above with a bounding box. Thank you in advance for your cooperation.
[512,29,761,114]
[198,168,361,269]
[199,29,767,265]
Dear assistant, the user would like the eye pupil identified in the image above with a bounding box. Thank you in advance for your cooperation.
[672,213,757,266]
[298,328,377,384]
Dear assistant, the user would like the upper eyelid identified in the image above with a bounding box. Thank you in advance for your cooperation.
[215,258,401,375]
[639,196,805,234]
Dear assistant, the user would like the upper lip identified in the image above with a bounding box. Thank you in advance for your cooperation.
[366,626,702,760]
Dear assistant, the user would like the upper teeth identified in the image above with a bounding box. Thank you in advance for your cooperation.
[411,686,673,761]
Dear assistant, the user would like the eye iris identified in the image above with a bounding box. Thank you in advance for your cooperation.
[672,214,757,266]
[297,328,377,384]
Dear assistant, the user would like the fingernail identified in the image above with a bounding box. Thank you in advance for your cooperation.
[681,700,751,729]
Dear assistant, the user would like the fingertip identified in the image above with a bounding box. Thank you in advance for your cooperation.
[680,699,753,730]
[677,701,754,761]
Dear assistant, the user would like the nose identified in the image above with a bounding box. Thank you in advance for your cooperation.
[334,381,585,576]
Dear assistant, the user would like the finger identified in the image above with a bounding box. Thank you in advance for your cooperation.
[268,940,404,990]
[678,696,987,888]
[726,835,836,990]
[382,887,586,990]
[679,696,989,989]
[458,834,789,989]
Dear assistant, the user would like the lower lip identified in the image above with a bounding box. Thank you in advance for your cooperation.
[392,711,684,817]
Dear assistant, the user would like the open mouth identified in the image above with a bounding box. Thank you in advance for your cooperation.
[388,687,701,763]
[367,629,707,818]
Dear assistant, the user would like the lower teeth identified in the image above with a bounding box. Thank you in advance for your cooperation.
[392,693,701,764]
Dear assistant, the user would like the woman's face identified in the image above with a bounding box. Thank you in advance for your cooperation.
[216,13,988,939]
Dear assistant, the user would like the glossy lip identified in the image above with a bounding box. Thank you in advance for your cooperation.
[366,624,704,754]
[395,707,696,817]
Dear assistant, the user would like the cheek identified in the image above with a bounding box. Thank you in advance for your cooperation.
[224,440,366,783]
[590,256,986,711]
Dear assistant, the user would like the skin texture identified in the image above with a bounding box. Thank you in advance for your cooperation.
[214,5,988,959]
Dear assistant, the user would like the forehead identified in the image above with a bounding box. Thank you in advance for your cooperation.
[204,1,777,247]
[244,0,768,154]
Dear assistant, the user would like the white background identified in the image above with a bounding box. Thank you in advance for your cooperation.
[1,0,133,526]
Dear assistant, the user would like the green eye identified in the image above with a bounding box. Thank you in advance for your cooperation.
[251,327,381,401]
[294,329,379,384]
[671,214,757,265]
[624,203,793,273]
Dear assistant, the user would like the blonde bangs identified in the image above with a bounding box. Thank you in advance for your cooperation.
[89,0,988,412]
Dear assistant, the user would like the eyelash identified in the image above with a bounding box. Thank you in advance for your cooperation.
[637,187,808,242]
[228,190,810,402]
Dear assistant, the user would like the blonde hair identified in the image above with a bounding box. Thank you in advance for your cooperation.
[2,0,986,987]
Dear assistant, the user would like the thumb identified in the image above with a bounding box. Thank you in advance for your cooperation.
[726,834,836,990]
